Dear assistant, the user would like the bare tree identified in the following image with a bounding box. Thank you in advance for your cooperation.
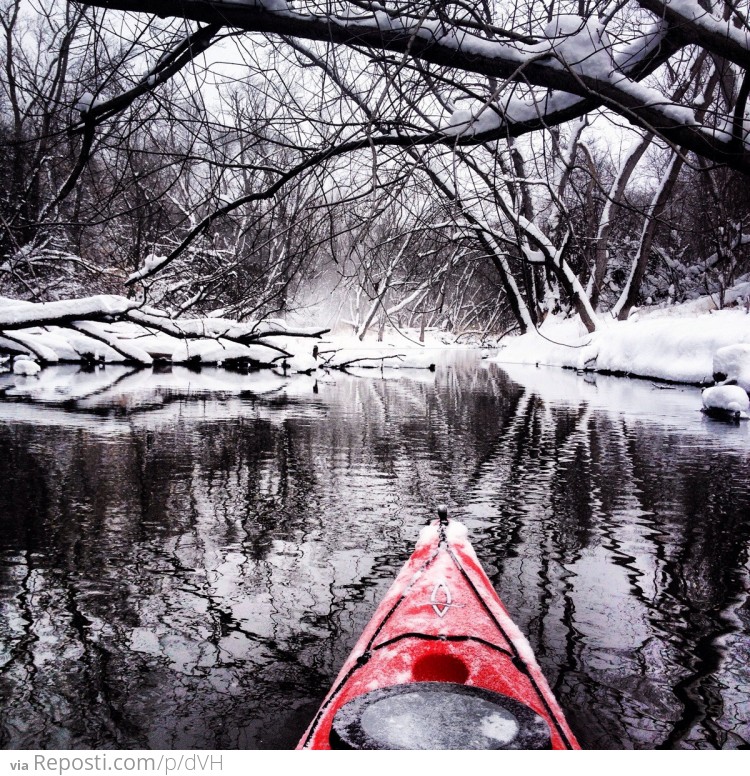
[4,0,750,354]
[74,0,750,172]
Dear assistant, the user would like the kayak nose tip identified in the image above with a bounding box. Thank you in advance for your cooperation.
[437,504,449,524]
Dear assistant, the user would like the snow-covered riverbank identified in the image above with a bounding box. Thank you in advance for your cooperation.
[0,294,459,373]
[4,285,750,402]
[492,283,750,389]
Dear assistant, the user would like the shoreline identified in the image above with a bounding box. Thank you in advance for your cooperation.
[491,291,750,390]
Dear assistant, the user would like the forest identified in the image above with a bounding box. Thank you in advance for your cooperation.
[1,0,750,360]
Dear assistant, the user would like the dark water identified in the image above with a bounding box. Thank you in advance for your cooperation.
[0,356,749,750]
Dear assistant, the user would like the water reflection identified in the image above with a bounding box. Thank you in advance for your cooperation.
[0,358,748,749]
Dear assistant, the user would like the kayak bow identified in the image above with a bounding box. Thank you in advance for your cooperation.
[298,510,580,750]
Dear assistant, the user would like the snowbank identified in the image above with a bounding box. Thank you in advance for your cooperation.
[317,329,450,370]
[714,344,750,391]
[13,358,40,376]
[0,294,459,374]
[493,305,750,385]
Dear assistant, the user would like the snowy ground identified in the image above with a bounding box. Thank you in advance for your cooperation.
[0,294,458,373]
[3,286,750,421]
[313,327,459,369]
[492,283,750,388]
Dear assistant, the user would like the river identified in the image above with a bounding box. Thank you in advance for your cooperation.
[1,354,748,749]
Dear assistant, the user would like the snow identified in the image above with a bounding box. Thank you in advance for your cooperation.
[128,254,168,283]
[489,284,750,420]
[496,91,582,129]
[445,521,469,543]
[543,14,586,40]
[280,350,318,373]
[432,10,711,154]
[659,0,750,57]
[171,338,259,365]
[312,327,455,371]
[0,291,458,374]
[0,331,62,363]
[73,321,153,364]
[434,12,682,145]
[702,385,749,418]
[444,105,502,137]
[0,296,328,369]
[13,358,40,376]
[0,295,139,328]
[538,15,615,77]
[442,15,615,137]
[480,713,519,744]
[493,304,750,386]
[714,344,750,392]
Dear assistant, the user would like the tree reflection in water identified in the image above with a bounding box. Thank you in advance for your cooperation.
[0,360,748,749]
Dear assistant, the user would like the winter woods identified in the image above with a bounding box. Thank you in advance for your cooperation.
[2,0,750,359]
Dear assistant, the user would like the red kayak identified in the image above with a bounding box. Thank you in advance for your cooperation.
[298,509,580,750]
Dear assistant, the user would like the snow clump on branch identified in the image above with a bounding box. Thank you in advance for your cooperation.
[444,105,502,136]
[74,92,94,113]
[443,14,616,136]
[536,15,615,77]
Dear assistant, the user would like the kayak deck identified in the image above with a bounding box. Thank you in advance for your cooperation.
[298,518,580,750]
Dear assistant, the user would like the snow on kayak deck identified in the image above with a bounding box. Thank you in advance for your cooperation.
[299,519,579,749]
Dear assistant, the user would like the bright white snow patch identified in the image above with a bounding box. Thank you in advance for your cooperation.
[13,358,40,376]
[444,105,501,136]
[494,307,750,385]
[543,14,586,39]
[533,14,615,77]
[445,521,469,542]
[127,253,168,283]
[713,344,750,391]
[702,385,750,418]
[480,712,519,744]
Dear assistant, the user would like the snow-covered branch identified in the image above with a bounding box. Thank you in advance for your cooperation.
[75,1,750,171]
[0,296,328,365]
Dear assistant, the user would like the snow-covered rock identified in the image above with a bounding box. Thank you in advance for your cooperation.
[701,384,749,419]
[713,343,750,391]
[13,357,41,376]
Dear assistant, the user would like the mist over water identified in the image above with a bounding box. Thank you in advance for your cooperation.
[1,355,748,749]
